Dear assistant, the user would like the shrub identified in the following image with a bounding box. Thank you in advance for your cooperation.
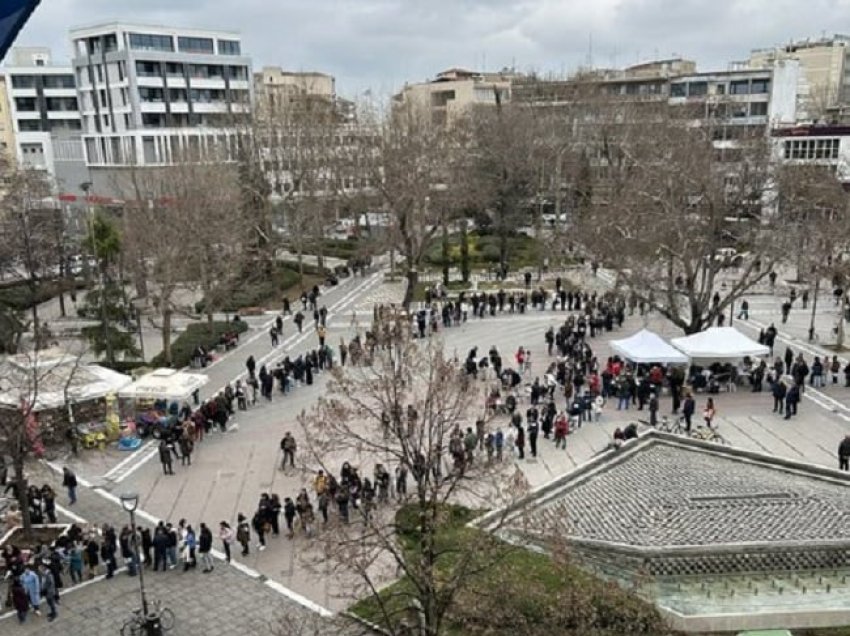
[0,279,86,311]
[150,320,249,368]
[196,266,303,313]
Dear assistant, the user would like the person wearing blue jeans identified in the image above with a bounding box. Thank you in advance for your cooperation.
[62,467,77,505]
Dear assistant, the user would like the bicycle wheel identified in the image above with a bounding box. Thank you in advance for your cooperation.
[121,618,142,636]
[159,607,176,631]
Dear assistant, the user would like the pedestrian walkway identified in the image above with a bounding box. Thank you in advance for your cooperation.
[4,468,361,635]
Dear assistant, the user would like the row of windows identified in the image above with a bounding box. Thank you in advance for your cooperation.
[126,33,239,56]
[670,78,770,98]
[17,118,81,132]
[134,61,249,80]
[783,138,841,161]
[139,87,248,104]
[10,74,75,89]
[128,33,174,52]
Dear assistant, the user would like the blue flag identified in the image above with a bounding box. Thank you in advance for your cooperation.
[0,0,42,63]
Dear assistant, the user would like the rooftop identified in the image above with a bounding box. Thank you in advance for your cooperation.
[522,439,850,548]
[489,432,850,553]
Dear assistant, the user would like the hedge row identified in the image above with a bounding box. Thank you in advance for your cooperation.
[0,279,87,311]
[151,320,249,369]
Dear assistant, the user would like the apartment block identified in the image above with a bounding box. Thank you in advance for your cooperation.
[749,35,850,118]
[69,22,253,167]
[393,68,516,126]
[2,47,81,175]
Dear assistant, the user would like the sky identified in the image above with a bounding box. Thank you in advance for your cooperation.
[10,0,850,100]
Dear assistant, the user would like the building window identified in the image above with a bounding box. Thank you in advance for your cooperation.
[218,39,241,55]
[96,65,103,83]
[751,78,770,94]
[749,101,768,117]
[166,62,184,77]
[129,33,174,52]
[784,138,840,160]
[17,119,42,132]
[45,97,79,111]
[670,83,686,98]
[178,36,214,54]
[42,75,75,89]
[139,87,165,102]
[10,75,35,89]
[135,61,160,77]
[14,97,38,112]
[118,61,125,82]
[715,84,726,95]
[730,80,750,95]
[687,82,708,97]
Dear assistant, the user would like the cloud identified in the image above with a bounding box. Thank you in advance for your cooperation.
[9,0,850,98]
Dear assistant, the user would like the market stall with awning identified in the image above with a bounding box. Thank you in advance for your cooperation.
[610,328,689,365]
[118,368,208,401]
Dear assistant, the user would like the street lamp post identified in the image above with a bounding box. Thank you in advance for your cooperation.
[120,493,161,636]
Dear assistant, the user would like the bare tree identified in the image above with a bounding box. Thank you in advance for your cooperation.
[777,163,850,343]
[467,98,544,278]
[579,113,786,334]
[298,326,528,636]
[0,165,62,349]
[359,104,454,307]
[0,345,85,534]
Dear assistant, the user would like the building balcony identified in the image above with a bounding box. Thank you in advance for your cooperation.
[137,75,165,87]
[140,101,167,113]
[188,77,228,89]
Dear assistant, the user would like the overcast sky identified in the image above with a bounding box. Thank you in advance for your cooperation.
[11,0,850,99]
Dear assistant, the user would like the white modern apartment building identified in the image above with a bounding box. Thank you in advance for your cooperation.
[68,22,252,167]
[3,47,81,175]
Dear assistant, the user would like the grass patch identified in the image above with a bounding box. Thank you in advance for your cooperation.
[150,320,249,368]
[196,266,324,313]
[425,232,542,270]
[350,504,667,635]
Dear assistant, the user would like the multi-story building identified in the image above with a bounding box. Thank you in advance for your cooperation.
[254,66,354,123]
[667,61,800,136]
[2,47,81,175]
[0,76,17,164]
[68,22,252,167]
[772,124,850,183]
[748,35,850,120]
[393,68,517,125]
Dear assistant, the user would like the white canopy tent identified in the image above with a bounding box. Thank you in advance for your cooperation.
[670,327,770,363]
[118,368,208,401]
[610,329,689,365]
[0,349,132,411]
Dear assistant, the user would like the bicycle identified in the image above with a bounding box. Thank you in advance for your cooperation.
[120,600,175,635]
[689,425,730,446]
[657,415,687,435]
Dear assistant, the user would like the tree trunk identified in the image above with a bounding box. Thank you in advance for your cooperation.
[459,223,470,284]
[13,452,31,533]
[498,216,509,278]
[441,222,450,286]
[29,293,41,349]
[162,308,173,366]
[809,278,820,342]
[402,269,419,310]
[296,242,305,292]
